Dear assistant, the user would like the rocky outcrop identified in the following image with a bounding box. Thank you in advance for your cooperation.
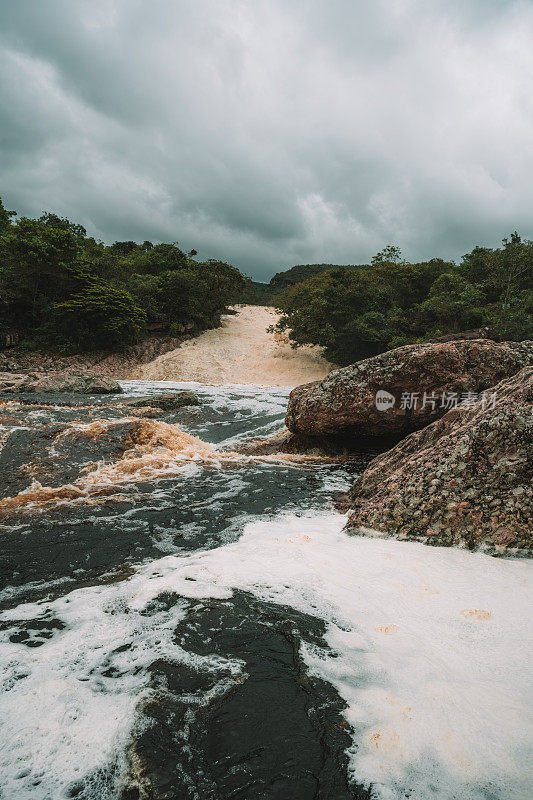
[343,367,533,555]
[0,371,122,394]
[236,427,379,467]
[286,339,532,441]
[126,391,201,410]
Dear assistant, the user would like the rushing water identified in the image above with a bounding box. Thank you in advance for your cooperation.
[0,381,532,800]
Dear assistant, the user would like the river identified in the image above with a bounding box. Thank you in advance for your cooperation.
[0,380,531,800]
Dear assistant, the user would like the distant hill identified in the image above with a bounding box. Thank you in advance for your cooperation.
[241,263,366,305]
[269,263,365,291]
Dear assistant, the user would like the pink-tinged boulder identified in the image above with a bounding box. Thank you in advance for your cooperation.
[285,339,532,440]
[344,367,533,554]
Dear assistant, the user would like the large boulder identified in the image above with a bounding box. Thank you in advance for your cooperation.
[285,339,532,441]
[343,367,533,555]
[0,371,122,394]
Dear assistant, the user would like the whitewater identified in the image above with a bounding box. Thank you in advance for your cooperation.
[129,305,334,385]
[0,318,531,799]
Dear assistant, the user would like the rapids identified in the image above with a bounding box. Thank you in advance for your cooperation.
[0,380,531,800]
[129,305,334,385]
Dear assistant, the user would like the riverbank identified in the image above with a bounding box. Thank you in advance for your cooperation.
[0,334,189,380]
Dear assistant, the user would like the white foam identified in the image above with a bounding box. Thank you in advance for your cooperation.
[121,512,533,799]
[0,584,236,799]
[1,512,532,798]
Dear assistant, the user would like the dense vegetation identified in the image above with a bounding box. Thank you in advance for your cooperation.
[275,242,533,365]
[2,198,531,363]
[0,199,248,351]
[246,264,365,306]
[269,263,365,291]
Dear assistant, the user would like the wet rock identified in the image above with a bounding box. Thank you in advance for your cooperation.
[0,420,142,499]
[2,616,65,648]
[236,426,382,461]
[237,426,340,456]
[0,371,122,394]
[123,593,368,800]
[286,339,532,441]
[126,391,201,411]
[344,367,533,555]
[0,334,187,379]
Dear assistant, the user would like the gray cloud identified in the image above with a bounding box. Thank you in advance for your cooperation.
[1,0,532,280]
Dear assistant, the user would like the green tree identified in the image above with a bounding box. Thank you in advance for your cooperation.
[419,273,485,331]
[274,240,531,365]
[0,215,79,332]
[371,244,405,267]
[494,233,533,308]
[0,202,247,352]
[0,197,16,232]
[49,270,146,350]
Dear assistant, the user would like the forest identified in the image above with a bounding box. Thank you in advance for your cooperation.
[0,198,248,352]
[273,242,533,364]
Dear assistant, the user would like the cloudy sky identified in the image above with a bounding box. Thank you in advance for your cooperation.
[1,0,532,280]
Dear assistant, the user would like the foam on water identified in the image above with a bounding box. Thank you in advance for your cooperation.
[119,379,291,446]
[0,581,240,799]
[1,511,531,799]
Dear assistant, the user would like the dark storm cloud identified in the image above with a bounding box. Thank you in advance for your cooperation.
[1,0,532,279]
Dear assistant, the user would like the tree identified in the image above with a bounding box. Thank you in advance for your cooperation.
[50,271,146,350]
[495,233,533,308]
[0,215,80,331]
[0,202,248,351]
[371,245,405,267]
[419,273,485,331]
[38,212,87,239]
[273,238,531,366]
[0,197,16,232]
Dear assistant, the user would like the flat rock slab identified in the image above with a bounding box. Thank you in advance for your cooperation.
[125,392,201,410]
[0,371,122,394]
[121,592,368,800]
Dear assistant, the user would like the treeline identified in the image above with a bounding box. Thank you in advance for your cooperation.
[0,199,247,351]
[245,263,365,306]
[275,242,533,365]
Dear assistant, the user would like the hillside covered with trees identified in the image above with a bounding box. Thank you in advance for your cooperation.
[246,263,365,305]
[0,199,248,352]
[274,242,533,365]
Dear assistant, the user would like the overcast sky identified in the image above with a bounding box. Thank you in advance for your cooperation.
[1,0,532,280]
